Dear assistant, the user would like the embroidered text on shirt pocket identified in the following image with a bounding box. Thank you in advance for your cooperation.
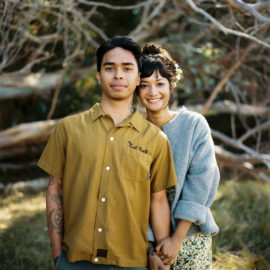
[121,147,151,181]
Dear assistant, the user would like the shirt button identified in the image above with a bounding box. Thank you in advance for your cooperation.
[106,166,110,171]
[101,197,106,202]
[98,228,102,232]
[110,136,114,141]
[94,257,99,262]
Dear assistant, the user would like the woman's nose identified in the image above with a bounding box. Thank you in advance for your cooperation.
[148,85,158,95]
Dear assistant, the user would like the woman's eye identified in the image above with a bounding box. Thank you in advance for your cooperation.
[139,85,148,89]
[157,82,165,87]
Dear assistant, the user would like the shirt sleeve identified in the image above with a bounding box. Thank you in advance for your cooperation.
[150,134,178,193]
[173,117,220,225]
[37,120,67,179]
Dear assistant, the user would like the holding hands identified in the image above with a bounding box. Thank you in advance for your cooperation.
[148,236,182,270]
[156,236,182,266]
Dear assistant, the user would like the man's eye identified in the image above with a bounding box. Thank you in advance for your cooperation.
[157,83,165,87]
[105,67,113,71]
[124,67,132,71]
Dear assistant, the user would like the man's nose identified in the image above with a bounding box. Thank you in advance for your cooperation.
[114,69,123,79]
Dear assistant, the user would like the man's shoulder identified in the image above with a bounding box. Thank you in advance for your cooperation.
[59,109,91,129]
[140,117,168,142]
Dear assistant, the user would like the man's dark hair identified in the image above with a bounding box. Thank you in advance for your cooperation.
[96,36,142,72]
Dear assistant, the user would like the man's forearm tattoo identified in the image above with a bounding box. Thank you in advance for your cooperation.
[47,176,64,237]
[48,193,64,237]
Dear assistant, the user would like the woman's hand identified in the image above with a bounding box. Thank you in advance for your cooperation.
[155,236,181,265]
[148,252,170,270]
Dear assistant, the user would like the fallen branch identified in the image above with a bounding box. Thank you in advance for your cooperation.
[4,177,48,194]
[211,129,270,169]
[186,100,270,118]
[0,66,95,99]
[215,145,270,182]
[0,120,58,150]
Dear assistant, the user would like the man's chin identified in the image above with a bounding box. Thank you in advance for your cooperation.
[108,94,134,101]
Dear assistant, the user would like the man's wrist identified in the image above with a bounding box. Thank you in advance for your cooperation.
[148,241,156,256]
[53,256,59,266]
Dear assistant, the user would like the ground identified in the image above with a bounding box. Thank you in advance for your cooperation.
[0,179,269,270]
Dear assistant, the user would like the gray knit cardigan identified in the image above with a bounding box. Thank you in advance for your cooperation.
[148,107,220,241]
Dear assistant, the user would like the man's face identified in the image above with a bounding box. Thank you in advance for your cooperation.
[96,47,140,102]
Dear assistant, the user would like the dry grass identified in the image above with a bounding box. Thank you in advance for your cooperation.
[0,191,53,270]
[0,179,269,269]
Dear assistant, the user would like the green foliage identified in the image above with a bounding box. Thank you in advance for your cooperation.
[173,40,225,105]
[53,72,101,118]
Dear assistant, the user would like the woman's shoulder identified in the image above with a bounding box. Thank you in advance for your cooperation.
[171,107,209,129]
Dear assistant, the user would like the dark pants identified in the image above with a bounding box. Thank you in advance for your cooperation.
[56,250,147,270]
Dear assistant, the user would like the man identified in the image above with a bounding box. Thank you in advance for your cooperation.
[38,36,177,269]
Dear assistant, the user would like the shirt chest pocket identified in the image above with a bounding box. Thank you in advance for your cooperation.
[121,147,152,181]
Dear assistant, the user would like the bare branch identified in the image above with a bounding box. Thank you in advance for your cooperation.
[77,0,160,10]
[226,0,270,12]
[185,0,270,49]
[226,0,270,23]
[238,120,270,143]
[201,42,258,115]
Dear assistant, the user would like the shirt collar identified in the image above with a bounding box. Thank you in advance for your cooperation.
[90,103,105,121]
[90,103,143,132]
[118,109,143,132]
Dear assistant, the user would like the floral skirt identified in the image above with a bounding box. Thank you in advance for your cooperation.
[171,233,212,270]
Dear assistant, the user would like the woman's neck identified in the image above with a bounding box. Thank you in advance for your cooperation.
[146,107,177,129]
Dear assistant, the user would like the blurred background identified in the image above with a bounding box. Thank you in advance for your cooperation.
[0,0,269,269]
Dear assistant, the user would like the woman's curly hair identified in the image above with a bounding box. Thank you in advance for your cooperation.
[140,43,182,91]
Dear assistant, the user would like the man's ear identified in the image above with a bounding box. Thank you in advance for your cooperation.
[96,71,101,84]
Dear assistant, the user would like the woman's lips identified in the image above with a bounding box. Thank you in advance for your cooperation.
[147,98,162,104]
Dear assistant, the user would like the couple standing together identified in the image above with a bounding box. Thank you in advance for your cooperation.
[38,36,220,270]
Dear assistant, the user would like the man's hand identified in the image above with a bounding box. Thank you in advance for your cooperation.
[148,252,170,270]
[155,236,181,265]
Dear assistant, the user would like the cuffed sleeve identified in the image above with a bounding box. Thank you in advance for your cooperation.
[174,200,208,225]
[200,208,219,235]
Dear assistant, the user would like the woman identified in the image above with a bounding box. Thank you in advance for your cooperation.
[137,44,220,270]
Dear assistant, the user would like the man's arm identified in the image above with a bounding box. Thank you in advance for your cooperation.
[150,190,171,243]
[148,190,171,270]
[46,175,64,261]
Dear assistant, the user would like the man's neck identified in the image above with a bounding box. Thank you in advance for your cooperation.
[100,98,134,125]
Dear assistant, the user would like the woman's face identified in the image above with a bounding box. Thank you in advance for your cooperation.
[138,71,171,113]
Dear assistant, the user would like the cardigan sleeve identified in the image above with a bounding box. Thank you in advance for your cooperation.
[173,116,220,225]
